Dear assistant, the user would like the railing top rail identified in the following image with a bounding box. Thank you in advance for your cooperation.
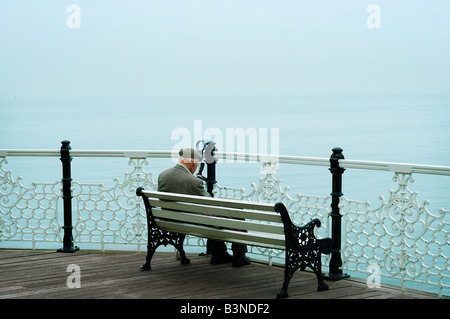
[339,159,450,176]
[215,152,331,166]
[0,149,178,158]
[1,148,450,176]
[0,150,61,157]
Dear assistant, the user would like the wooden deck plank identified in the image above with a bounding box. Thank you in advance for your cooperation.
[0,249,440,300]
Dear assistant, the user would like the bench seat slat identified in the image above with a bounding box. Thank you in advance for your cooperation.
[150,200,282,223]
[152,208,285,235]
[156,219,285,250]
[142,190,275,212]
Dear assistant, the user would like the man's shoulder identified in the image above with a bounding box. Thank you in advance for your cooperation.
[157,164,209,197]
[160,164,186,175]
[159,165,197,184]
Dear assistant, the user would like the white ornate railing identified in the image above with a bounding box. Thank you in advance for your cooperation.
[0,147,449,297]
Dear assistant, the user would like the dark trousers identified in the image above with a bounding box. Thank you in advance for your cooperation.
[209,239,247,260]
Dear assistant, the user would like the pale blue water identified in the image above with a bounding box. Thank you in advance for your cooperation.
[1,93,449,209]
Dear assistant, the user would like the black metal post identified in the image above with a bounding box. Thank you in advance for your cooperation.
[57,140,79,253]
[198,141,217,197]
[205,160,216,197]
[326,147,349,280]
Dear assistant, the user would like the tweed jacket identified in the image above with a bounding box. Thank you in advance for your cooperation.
[157,164,210,197]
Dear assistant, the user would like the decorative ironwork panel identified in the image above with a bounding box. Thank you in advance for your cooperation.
[341,172,449,297]
[0,157,62,248]
[72,158,156,251]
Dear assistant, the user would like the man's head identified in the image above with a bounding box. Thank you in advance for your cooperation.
[178,148,203,174]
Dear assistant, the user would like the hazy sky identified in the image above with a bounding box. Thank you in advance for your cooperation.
[1,0,449,99]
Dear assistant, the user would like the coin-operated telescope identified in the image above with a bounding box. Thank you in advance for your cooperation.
[195,140,218,197]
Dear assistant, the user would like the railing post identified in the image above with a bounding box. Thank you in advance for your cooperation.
[326,147,349,280]
[57,140,79,253]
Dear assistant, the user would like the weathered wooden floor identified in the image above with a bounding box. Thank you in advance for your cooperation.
[0,249,439,300]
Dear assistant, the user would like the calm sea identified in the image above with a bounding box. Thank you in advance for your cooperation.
[1,92,449,211]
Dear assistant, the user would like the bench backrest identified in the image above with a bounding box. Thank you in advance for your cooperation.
[139,190,286,249]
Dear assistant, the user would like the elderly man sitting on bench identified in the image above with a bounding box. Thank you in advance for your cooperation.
[157,147,251,267]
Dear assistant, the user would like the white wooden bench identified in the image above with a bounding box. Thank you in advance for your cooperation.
[136,187,333,298]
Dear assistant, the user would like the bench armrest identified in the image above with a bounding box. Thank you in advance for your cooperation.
[275,202,332,253]
[136,187,145,197]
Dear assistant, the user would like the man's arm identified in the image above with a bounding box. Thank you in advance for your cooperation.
[190,176,211,197]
